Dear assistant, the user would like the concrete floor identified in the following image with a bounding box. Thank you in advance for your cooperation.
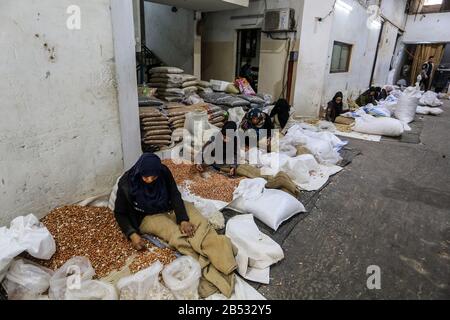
[259,100,450,300]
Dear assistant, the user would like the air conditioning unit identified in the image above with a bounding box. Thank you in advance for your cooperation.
[263,8,296,32]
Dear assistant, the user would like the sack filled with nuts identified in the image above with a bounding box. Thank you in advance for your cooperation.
[162,256,201,300]
[117,261,174,300]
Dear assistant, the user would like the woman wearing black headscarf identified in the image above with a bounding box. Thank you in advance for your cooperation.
[326,92,344,123]
[270,99,291,129]
[196,121,239,177]
[114,153,237,298]
[114,153,195,250]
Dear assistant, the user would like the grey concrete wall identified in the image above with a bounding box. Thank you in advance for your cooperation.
[144,2,195,74]
[0,0,124,225]
[202,0,304,99]
[404,12,450,44]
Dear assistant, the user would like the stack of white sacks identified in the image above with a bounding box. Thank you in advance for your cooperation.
[149,67,198,103]
[340,85,445,137]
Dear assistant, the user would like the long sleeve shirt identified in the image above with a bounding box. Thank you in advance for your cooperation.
[202,135,239,168]
[114,165,188,239]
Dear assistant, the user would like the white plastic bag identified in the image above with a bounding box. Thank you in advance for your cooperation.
[162,256,201,300]
[64,280,117,300]
[181,188,226,230]
[0,214,55,282]
[416,106,444,116]
[48,256,96,300]
[4,259,54,300]
[230,178,306,231]
[0,227,23,282]
[9,214,56,260]
[419,91,443,107]
[317,120,336,131]
[225,215,284,284]
[353,114,404,137]
[395,95,417,124]
[284,125,343,165]
[117,261,173,300]
[108,176,122,211]
[227,107,246,126]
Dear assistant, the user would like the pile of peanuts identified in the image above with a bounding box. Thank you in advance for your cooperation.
[162,160,242,202]
[129,247,176,274]
[34,206,176,278]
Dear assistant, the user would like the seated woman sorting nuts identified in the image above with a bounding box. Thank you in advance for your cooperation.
[114,153,237,298]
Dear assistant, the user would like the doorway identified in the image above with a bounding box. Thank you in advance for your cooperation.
[236,29,261,92]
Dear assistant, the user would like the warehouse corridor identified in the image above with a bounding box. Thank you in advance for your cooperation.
[260,101,450,299]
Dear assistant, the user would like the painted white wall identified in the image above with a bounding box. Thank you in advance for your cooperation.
[202,0,304,97]
[293,0,335,117]
[371,0,408,86]
[380,0,408,28]
[403,12,450,43]
[372,22,399,86]
[293,0,408,116]
[144,2,195,74]
[324,0,381,103]
[111,0,142,170]
[0,0,125,225]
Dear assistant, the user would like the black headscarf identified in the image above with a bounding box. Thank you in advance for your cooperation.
[270,99,291,129]
[332,92,344,107]
[221,121,237,136]
[327,92,344,122]
[128,153,170,214]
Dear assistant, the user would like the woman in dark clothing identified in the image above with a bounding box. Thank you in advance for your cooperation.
[270,99,291,130]
[240,108,274,152]
[196,121,239,177]
[326,92,344,123]
[114,153,196,250]
[356,87,378,106]
[240,108,273,138]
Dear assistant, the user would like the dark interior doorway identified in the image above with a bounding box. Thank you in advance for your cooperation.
[236,28,261,92]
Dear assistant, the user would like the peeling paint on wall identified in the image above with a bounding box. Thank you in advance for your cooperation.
[0,0,124,226]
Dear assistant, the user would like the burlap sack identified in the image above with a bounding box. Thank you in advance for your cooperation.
[296,146,312,156]
[182,80,199,88]
[149,66,184,74]
[335,116,355,126]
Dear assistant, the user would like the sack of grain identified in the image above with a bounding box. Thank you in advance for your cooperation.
[144,129,172,135]
[150,73,184,80]
[144,135,172,141]
[149,67,184,74]
[150,78,184,86]
[197,81,212,88]
[183,86,198,95]
[208,110,226,119]
[182,80,198,88]
[143,139,171,145]
[335,116,355,125]
[181,74,197,82]
[162,256,201,300]
[149,82,181,89]
[166,103,187,109]
[163,96,183,103]
[168,115,186,123]
[158,88,184,95]
[210,116,225,124]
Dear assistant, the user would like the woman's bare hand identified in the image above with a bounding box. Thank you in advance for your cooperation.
[130,233,146,251]
[180,221,197,238]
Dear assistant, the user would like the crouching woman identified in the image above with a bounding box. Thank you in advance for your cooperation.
[113,153,236,298]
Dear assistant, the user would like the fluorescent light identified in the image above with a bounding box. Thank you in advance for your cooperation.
[335,0,353,13]
[371,19,382,29]
[424,0,443,6]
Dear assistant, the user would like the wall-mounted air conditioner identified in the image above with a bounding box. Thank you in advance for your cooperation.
[263,8,296,33]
